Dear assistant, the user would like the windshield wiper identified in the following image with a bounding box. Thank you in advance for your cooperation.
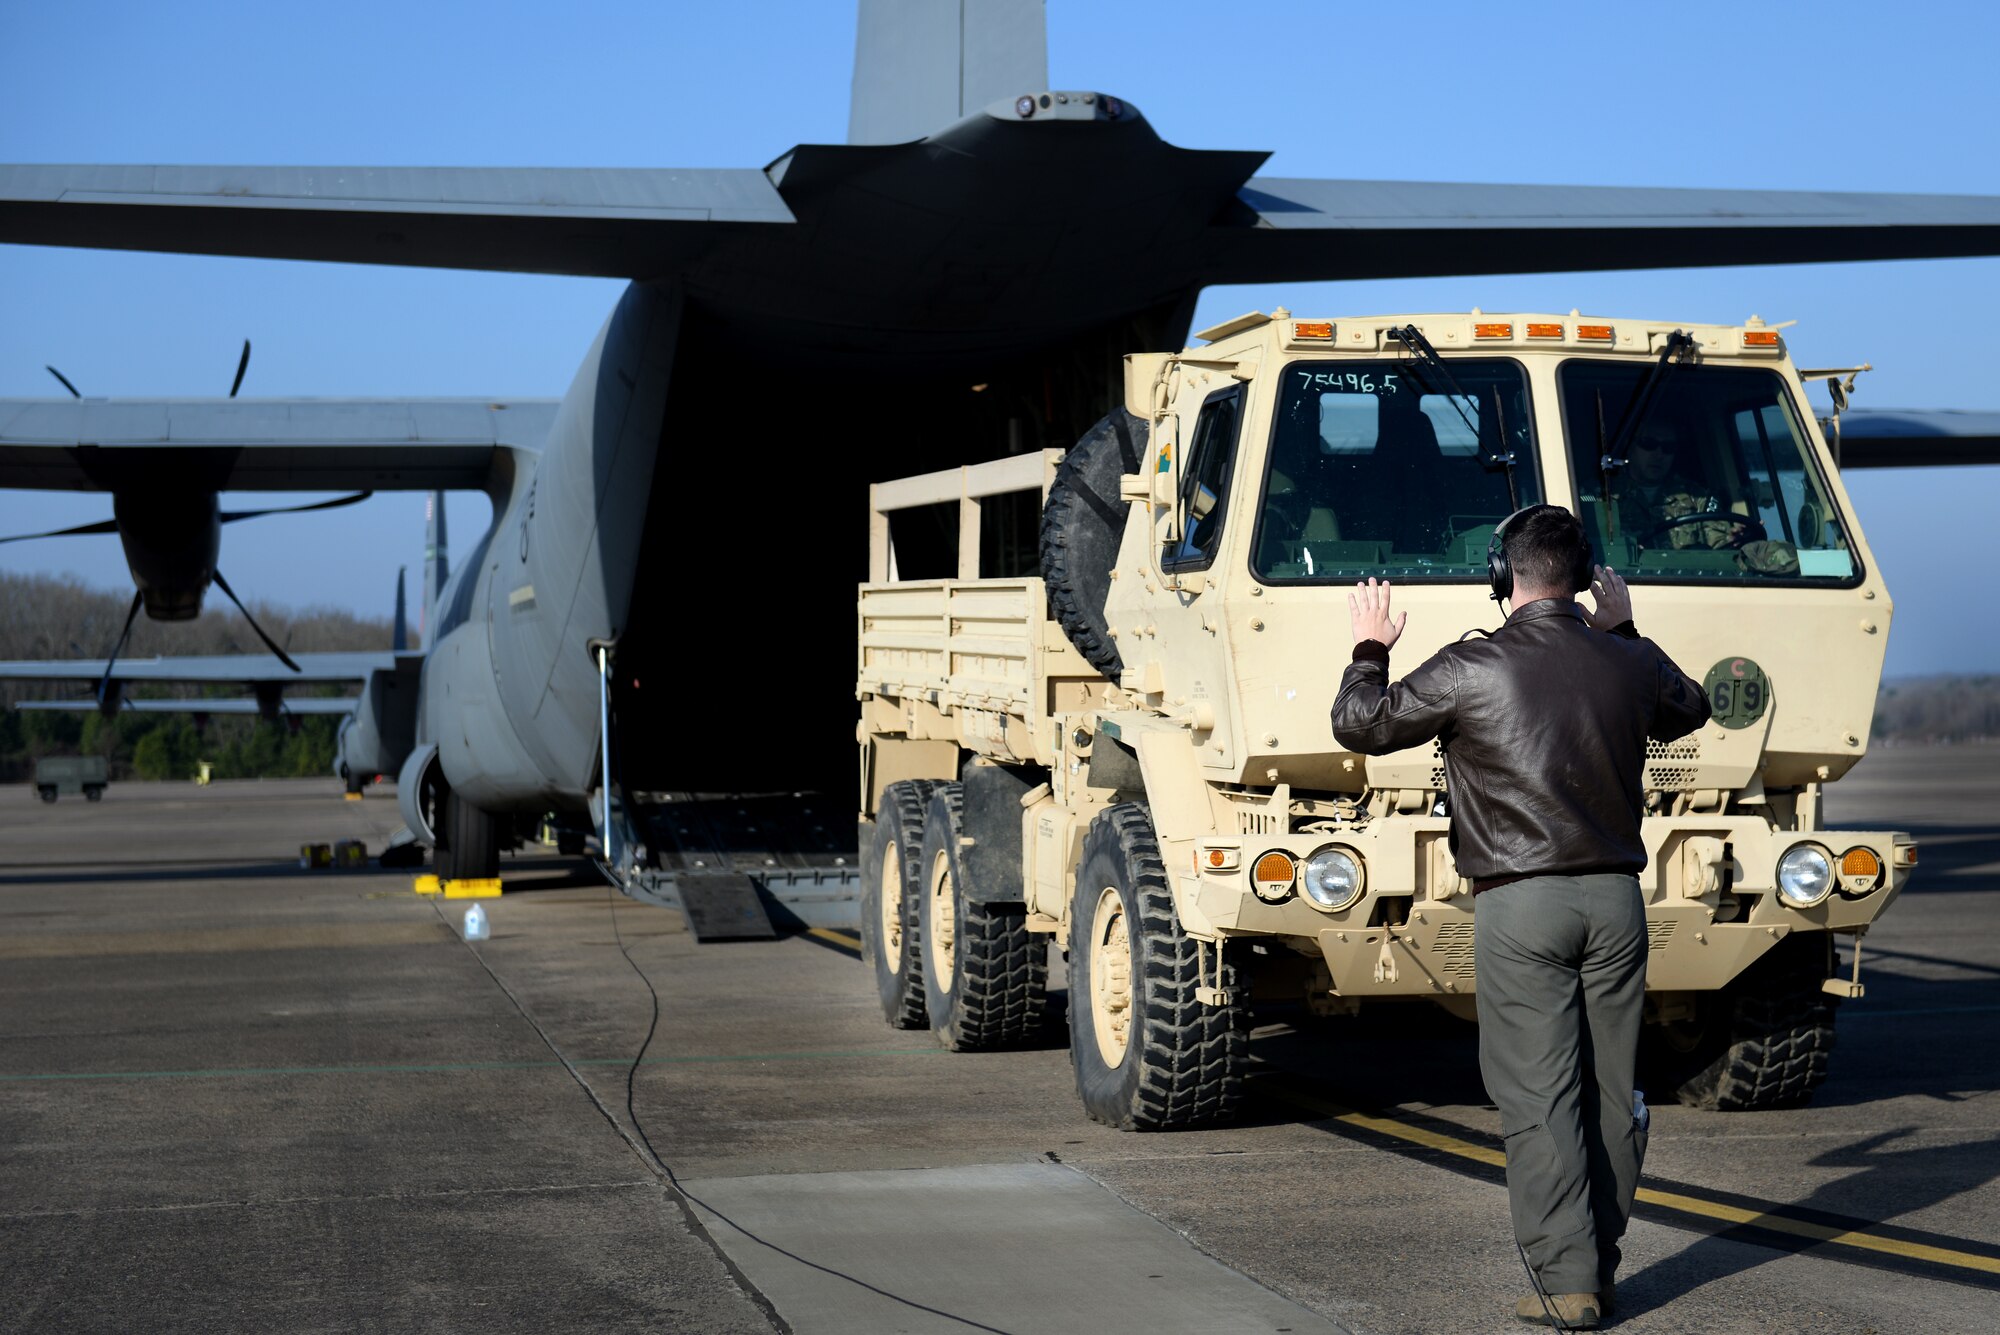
[1598,329,1699,539]
[1387,325,1519,507]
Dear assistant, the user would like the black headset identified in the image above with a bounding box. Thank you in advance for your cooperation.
[1487,503,1593,604]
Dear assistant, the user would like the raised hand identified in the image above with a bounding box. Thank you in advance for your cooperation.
[1582,565,1633,630]
[1347,577,1408,649]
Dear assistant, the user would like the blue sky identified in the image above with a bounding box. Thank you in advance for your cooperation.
[1,1,1996,675]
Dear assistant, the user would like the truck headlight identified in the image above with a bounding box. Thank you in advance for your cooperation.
[1302,846,1364,912]
[1776,844,1833,908]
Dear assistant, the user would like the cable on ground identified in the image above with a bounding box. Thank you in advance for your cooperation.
[431,886,1013,1335]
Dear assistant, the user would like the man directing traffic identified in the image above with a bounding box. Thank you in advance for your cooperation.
[1330,504,1710,1328]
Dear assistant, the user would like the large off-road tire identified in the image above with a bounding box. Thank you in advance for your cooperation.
[1648,934,1839,1111]
[1068,803,1247,1129]
[1039,408,1149,678]
[437,790,500,882]
[861,779,938,1029]
[918,784,1047,1051]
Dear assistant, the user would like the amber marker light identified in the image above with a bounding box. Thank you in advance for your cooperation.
[1526,322,1564,338]
[1251,850,1298,902]
[1292,321,1334,340]
[1743,330,1781,346]
[1473,322,1513,339]
[1576,324,1615,341]
[1198,847,1241,872]
[1839,846,1884,893]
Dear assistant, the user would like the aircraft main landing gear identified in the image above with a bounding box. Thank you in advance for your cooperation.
[435,790,501,882]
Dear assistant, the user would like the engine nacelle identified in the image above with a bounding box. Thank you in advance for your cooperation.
[396,743,445,846]
[113,490,221,621]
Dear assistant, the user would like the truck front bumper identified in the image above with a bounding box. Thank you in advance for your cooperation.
[1177,815,1914,997]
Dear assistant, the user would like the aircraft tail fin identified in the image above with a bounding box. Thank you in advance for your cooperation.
[392,566,408,652]
[847,0,1048,145]
[421,491,449,649]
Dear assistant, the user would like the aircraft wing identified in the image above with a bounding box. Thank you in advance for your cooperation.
[11,164,2000,290]
[13,696,358,716]
[0,166,791,277]
[0,398,555,492]
[1209,178,2000,282]
[0,652,401,683]
[1830,409,2000,469]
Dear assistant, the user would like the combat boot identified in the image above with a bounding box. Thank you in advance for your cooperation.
[1513,1291,1603,1327]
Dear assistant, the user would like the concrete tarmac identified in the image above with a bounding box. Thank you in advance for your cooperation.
[1,749,1997,1333]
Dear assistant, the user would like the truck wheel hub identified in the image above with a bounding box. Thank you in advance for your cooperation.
[880,843,903,955]
[1090,885,1133,1066]
[930,852,957,991]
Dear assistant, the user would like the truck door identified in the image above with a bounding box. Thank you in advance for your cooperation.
[1153,383,1245,763]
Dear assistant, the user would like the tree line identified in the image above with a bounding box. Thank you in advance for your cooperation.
[1,571,391,783]
[1873,675,2000,746]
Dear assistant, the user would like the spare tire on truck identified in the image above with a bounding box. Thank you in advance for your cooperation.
[1039,408,1149,678]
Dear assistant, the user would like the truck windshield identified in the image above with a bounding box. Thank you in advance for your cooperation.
[1252,359,1539,582]
[1558,361,1861,585]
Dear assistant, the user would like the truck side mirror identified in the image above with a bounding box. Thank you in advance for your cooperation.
[1124,352,1172,419]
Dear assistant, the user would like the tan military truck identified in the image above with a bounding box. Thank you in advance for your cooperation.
[856,309,1915,1129]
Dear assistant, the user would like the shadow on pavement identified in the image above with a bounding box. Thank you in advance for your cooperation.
[1618,1127,2000,1318]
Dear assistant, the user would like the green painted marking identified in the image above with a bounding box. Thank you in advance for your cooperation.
[0,1047,944,1084]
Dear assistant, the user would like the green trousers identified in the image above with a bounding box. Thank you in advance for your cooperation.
[1475,874,1649,1295]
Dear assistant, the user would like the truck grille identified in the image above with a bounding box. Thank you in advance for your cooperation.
[1236,808,1282,836]
[1434,920,1477,978]
[1644,737,1701,790]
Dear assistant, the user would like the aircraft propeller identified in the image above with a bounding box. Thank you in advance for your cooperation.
[95,591,145,709]
[0,491,375,546]
[47,338,254,403]
[208,570,302,673]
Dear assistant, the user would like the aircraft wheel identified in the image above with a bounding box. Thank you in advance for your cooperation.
[917,783,1046,1051]
[439,791,501,881]
[862,779,938,1029]
[1040,409,1149,677]
[1068,803,1246,1130]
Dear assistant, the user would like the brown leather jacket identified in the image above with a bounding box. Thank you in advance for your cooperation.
[1330,599,1710,883]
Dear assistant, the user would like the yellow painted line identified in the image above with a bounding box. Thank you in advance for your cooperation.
[1268,1083,2000,1277]
[1634,1185,2000,1275]
[806,928,862,952]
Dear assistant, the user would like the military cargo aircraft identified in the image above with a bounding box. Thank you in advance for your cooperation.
[2,0,1998,884]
